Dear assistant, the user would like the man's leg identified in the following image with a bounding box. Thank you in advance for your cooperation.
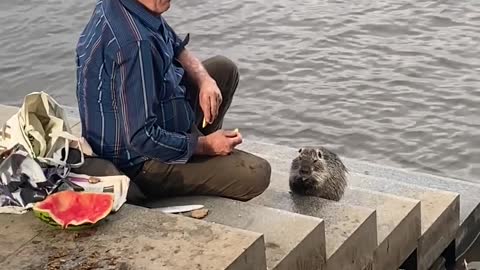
[131,149,271,201]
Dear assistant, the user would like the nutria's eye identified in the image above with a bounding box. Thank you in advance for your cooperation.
[317,150,323,159]
[298,148,302,153]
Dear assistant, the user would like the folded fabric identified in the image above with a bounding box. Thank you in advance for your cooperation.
[0,144,64,214]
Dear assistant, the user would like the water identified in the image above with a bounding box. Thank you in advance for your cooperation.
[0,0,479,185]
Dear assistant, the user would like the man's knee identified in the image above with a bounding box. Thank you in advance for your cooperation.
[251,157,271,197]
[208,55,239,75]
[204,55,239,94]
[237,156,271,201]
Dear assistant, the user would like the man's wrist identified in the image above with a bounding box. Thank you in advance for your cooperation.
[194,136,209,155]
[197,75,215,89]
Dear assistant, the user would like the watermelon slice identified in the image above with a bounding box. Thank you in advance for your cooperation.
[32,191,114,230]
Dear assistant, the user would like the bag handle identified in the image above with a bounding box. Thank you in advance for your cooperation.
[58,131,85,169]
[40,131,85,169]
[17,107,39,158]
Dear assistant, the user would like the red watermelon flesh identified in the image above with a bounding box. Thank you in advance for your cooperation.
[33,191,114,229]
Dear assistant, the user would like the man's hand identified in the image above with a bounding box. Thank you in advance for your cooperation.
[195,129,242,156]
[177,49,223,125]
[199,78,222,125]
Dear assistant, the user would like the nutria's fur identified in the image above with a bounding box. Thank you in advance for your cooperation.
[289,147,348,201]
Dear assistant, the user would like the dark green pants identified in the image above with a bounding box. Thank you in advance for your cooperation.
[73,56,271,204]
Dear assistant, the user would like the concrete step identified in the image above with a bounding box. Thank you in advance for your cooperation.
[237,140,460,270]
[145,196,327,270]
[251,188,377,270]
[253,166,421,270]
[348,172,459,270]
[0,210,48,263]
[0,104,20,124]
[344,157,480,261]
[0,204,267,270]
[341,186,421,270]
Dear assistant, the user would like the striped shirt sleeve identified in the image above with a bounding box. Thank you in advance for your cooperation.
[164,21,189,57]
[115,40,198,164]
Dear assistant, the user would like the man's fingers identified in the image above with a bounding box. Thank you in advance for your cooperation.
[223,130,234,137]
[216,93,223,117]
[218,92,223,104]
[202,97,212,124]
[223,128,240,137]
[229,132,243,145]
[209,95,217,123]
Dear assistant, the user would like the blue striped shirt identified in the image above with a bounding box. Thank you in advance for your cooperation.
[75,0,198,169]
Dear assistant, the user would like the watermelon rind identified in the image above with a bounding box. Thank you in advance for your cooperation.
[33,209,97,231]
[32,191,114,230]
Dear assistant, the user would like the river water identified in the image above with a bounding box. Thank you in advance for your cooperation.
[0,0,479,185]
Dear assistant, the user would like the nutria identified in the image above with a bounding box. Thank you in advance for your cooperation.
[289,147,348,201]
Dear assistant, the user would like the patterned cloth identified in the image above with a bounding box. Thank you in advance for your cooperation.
[0,144,64,214]
[76,0,197,169]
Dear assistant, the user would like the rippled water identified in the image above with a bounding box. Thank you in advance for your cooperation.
[0,0,479,183]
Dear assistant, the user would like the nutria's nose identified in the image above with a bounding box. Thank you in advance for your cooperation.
[299,167,311,175]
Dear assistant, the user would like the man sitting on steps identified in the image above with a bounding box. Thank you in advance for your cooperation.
[74,0,271,204]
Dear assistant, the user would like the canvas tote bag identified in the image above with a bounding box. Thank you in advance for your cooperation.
[0,91,84,169]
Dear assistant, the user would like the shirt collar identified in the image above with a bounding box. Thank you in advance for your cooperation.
[119,0,163,30]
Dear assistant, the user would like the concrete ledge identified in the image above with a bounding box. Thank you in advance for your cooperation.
[251,188,377,270]
[348,172,459,270]
[238,140,460,270]
[258,168,421,270]
[145,196,327,270]
[344,157,480,259]
[342,186,421,270]
[0,105,19,122]
[0,211,47,263]
[1,205,267,270]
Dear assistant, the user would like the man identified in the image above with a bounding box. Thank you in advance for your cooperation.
[75,0,271,203]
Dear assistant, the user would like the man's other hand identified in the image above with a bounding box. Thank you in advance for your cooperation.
[195,129,242,156]
[199,78,222,125]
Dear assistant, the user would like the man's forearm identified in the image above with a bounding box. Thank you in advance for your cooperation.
[178,48,213,87]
